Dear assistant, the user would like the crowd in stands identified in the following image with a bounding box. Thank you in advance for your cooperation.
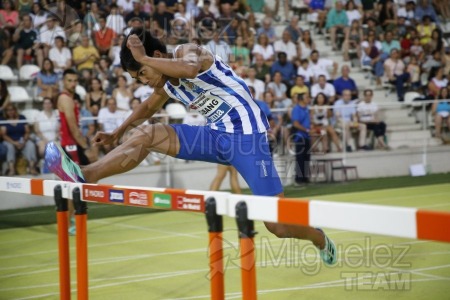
[0,0,450,176]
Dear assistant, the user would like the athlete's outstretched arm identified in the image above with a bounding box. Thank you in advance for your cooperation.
[127,35,211,79]
[93,88,169,146]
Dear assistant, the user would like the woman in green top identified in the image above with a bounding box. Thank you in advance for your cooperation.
[231,36,250,66]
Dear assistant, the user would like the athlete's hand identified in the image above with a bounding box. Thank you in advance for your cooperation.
[92,131,117,146]
[127,34,146,63]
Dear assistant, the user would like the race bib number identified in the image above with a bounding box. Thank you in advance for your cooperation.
[190,91,232,123]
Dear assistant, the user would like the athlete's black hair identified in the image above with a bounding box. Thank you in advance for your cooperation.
[120,28,167,72]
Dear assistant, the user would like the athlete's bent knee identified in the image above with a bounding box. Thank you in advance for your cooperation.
[264,222,289,238]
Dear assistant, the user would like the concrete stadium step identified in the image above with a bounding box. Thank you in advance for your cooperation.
[388,137,442,149]
[388,130,432,141]
[387,124,423,132]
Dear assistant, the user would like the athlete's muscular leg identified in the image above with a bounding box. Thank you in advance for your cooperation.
[264,192,326,249]
[82,123,180,183]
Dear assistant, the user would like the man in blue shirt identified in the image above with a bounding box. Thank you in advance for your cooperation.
[291,93,311,185]
[333,65,358,99]
[270,52,296,86]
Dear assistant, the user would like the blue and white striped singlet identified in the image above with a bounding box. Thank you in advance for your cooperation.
[163,50,269,134]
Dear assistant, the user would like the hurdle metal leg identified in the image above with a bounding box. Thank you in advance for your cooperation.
[205,197,225,300]
[235,201,257,300]
[54,185,71,300]
[72,187,88,300]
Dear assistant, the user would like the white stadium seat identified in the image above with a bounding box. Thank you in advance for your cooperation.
[19,64,40,82]
[8,86,32,103]
[21,108,40,123]
[76,85,87,101]
[165,102,187,120]
[0,65,18,81]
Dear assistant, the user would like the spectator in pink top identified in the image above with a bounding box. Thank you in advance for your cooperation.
[0,0,19,35]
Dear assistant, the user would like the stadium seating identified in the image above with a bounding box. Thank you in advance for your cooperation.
[7,86,32,103]
[0,65,18,81]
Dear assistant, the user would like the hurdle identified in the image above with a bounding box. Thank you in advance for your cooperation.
[1,176,450,299]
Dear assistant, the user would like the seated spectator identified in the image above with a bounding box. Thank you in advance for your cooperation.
[311,75,336,104]
[1,103,38,175]
[0,0,19,36]
[297,58,314,86]
[406,55,422,91]
[36,59,59,100]
[417,15,436,47]
[267,71,292,108]
[384,49,409,102]
[195,0,217,41]
[36,16,66,68]
[398,0,416,26]
[357,89,388,149]
[49,36,72,75]
[432,87,450,140]
[325,1,348,51]
[112,75,133,111]
[343,19,363,62]
[73,35,100,85]
[252,33,275,65]
[378,0,397,31]
[415,0,439,24]
[400,28,418,59]
[256,17,276,44]
[231,36,250,67]
[85,78,107,118]
[345,0,361,26]
[83,1,100,34]
[34,98,59,158]
[244,67,265,100]
[251,54,271,83]
[284,16,302,43]
[74,96,97,161]
[98,98,125,153]
[298,30,316,61]
[205,31,231,64]
[2,14,36,69]
[334,89,368,151]
[0,79,11,116]
[153,1,174,35]
[94,57,115,95]
[427,66,448,99]
[223,18,239,46]
[431,0,450,21]
[270,52,296,87]
[290,75,309,100]
[94,15,116,56]
[274,31,298,62]
[333,65,358,99]
[30,2,47,31]
[237,19,255,50]
[125,0,150,24]
[361,30,384,86]
[310,50,338,82]
[381,30,401,55]
[409,37,425,61]
[363,17,384,38]
[429,28,444,55]
[308,0,327,34]
[124,17,145,36]
[106,4,126,35]
[310,92,342,153]
[422,49,443,73]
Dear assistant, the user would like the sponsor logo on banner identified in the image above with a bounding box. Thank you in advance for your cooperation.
[175,194,204,212]
[6,181,22,190]
[83,185,108,202]
[152,193,172,209]
[109,189,124,203]
[127,190,150,206]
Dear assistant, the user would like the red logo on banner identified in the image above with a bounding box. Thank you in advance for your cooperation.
[126,190,151,206]
[174,193,205,212]
[82,185,108,202]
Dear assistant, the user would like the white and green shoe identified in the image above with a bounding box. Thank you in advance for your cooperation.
[316,228,337,265]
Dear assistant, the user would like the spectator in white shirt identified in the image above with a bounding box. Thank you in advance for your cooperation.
[106,4,126,35]
[297,59,314,86]
[117,0,134,15]
[274,30,298,62]
[252,33,275,64]
[345,0,362,26]
[244,67,265,100]
[36,16,66,66]
[357,89,388,149]
[49,36,72,74]
[98,98,125,153]
[34,98,59,158]
[30,3,47,30]
[205,31,231,63]
[309,50,338,81]
[334,89,368,151]
[311,75,336,104]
